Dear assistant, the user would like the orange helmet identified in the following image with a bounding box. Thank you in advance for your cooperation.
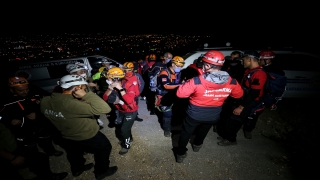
[171,56,185,67]
[106,67,125,79]
[123,62,134,70]
[148,54,157,61]
[8,76,29,87]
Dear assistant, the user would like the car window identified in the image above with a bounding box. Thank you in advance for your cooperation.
[182,51,198,60]
[46,59,86,79]
[275,54,320,72]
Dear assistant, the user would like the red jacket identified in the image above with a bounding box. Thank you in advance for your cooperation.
[242,66,267,100]
[177,73,243,122]
[103,73,139,112]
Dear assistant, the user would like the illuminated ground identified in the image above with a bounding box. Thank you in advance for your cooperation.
[19,98,317,180]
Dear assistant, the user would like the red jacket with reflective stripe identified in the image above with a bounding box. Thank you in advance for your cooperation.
[177,75,243,121]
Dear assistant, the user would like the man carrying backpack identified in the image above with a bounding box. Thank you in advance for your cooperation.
[145,54,166,115]
[155,56,185,137]
[259,50,287,110]
[259,50,285,75]
[218,50,267,145]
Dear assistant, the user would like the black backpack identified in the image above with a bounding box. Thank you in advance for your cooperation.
[246,68,287,110]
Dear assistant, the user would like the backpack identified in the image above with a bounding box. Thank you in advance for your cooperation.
[149,68,170,92]
[247,68,287,110]
[134,72,144,93]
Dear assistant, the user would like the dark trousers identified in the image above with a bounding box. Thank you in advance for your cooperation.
[243,110,264,132]
[162,107,173,131]
[177,115,215,155]
[146,90,156,112]
[59,131,112,175]
[218,100,265,142]
[38,137,57,155]
[119,111,137,149]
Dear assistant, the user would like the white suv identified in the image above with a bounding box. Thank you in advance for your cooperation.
[182,46,320,98]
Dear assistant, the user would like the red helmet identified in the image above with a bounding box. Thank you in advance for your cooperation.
[260,50,275,59]
[202,50,225,66]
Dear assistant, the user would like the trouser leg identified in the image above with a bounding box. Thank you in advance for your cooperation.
[162,108,173,131]
[38,137,57,155]
[193,123,214,146]
[177,115,199,155]
[80,131,112,175]
[243,110,264,132]
[59,138,86,174]
[224,115,243,142]
[120,111,137,149]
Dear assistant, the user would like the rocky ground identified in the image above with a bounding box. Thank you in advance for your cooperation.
[18,98,317,180]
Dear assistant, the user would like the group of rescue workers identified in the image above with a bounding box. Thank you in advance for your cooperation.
[0,49,285,179]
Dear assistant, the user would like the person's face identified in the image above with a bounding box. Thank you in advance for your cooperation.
[12,85,29,97]
[259,58,271,66]
[75,69,87,75]
[242,57,252,68]
[230,54,239,60]
[124,69,133,74]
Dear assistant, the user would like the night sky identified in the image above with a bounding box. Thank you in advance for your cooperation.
[1,2,319,50]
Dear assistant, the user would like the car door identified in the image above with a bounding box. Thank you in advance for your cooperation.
[275,52,320,98]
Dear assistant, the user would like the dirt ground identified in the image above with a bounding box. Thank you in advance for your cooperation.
[19,98,317,180]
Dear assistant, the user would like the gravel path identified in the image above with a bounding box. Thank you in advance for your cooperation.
[19,98,318,180]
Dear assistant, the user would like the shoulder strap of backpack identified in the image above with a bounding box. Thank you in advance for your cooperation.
[194,76,201,85]
[230,78,237,85]
[245,69,263,86]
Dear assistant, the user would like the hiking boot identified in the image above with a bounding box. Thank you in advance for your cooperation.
[244,130,252,139]
[150,111,155,115]
[192,144,202,152]
[118,138,133,144]
[176,153,187,163]
[95,166,118,180]
[164,130,171,137]
[217,139,237,146]
[135,116,143,122]
[72,163,94,177]
[119,148,129,155]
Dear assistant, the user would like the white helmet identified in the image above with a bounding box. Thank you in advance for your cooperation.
[66,62,88,74]
[57,75,88,89]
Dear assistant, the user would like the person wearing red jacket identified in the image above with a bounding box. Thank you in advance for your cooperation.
[103,67,139,155]
[175,50,244,163]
